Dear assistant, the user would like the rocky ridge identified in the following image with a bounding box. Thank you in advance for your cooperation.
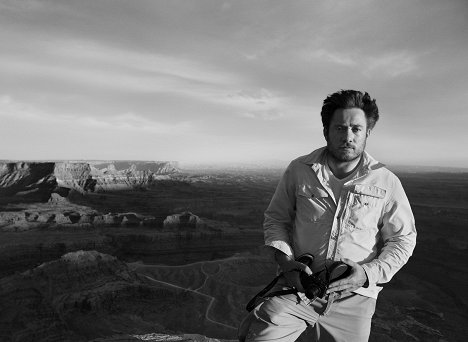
[0,193,159,231]
[0,161,179,195]
[0,250,237,342]
[0,160,180,231]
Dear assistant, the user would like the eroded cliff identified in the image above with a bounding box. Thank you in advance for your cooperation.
[0,160,179,195]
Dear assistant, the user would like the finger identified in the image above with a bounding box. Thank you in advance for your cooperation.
[340,290,351,297]
[328,275,353,288]
[327,277,358,291]
[327,280,348,291]
[302,265,313,275]
[292,261,312,275]
[327,284,358,294]
[327,284,348,294]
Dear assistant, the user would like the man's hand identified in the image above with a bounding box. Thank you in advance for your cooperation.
[326,258,368,296]
[275,250,312,292]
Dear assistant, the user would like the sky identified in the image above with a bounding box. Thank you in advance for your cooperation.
[0,0,467,168]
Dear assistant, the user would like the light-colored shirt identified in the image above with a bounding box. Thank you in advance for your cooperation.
[264,147,417,299]
[324,160,358,203]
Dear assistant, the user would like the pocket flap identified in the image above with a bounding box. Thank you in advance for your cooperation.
[351,184,386,198]
[297,185,329,198]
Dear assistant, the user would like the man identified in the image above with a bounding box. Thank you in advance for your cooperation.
[244,90,416,342]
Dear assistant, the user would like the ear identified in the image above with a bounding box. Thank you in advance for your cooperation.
[366,129,372,138]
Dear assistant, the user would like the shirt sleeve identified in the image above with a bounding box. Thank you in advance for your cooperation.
[263,163,296,257]
[361,176,417,286]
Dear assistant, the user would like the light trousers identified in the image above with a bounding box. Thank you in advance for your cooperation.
[240,292,376,342]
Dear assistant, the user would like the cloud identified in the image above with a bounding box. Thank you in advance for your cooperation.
[224,88,289,120]
[0,38,293,119]
[0,94,191,134]
[301,47,419,78]
[364,51,419,77]
[1,39,238,93]
[0,94,40,120]
[242,109,284,121]
[304,49,357,66]
[43,40,237,86]
[0,37,293,129]
[81,112,192,133]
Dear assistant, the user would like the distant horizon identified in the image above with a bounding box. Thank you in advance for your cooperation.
[1,157,468,173]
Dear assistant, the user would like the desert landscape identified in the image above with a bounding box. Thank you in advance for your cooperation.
[0,160,467,342]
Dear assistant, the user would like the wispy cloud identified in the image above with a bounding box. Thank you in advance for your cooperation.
[304,48,357,66]
[224,88,289,120]
[0,39,238,97]
[0,94,191,134]
[0,39,293,118]
[301,47,419,78]
[364,51,419,77]
[81,113,192,133]
[242,109,284,121]
[0,94,41,120]
[45,40,237,86]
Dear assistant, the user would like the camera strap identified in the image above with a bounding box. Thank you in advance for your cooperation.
[246,271,298,312]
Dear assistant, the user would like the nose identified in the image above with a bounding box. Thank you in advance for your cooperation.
[341,128,354,142]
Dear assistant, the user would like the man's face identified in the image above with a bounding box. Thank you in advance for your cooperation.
[324,108,370,162]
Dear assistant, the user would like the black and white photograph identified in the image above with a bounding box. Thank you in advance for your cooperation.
[0,1,467,341]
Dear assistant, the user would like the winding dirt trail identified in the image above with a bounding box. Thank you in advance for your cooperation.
[141,263,237,331]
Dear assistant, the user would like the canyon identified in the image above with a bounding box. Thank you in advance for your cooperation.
[0,160,178,196]
[0,162,467,341]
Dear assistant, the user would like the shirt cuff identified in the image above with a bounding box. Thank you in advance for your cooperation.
[361,263,377,287]
[265,240,294,257]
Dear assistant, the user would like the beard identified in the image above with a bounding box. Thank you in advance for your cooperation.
[326,141,366,163]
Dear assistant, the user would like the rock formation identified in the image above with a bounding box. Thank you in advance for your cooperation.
[0,250,236,342]
[163,212,206,230]
[0,161,179,196]
[0,160,179,231]
[0,204,158,232]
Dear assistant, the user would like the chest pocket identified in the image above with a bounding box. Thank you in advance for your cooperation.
[346,184,386,230]
[296,185,331,222]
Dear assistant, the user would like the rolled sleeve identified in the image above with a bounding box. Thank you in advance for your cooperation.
[263,163,296,258]
[362,177,417,286]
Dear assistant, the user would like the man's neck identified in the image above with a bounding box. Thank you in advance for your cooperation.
[327,153,362,179]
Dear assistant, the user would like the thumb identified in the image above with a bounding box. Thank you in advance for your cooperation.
[293,261,313,275]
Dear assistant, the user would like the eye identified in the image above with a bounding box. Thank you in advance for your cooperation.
[352,127,362,133]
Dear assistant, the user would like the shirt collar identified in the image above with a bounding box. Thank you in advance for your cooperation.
[300,147,385,175]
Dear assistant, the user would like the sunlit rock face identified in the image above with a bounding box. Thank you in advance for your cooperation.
[0,162,57,200]
[0,161,179,195]
[163,212,206,230]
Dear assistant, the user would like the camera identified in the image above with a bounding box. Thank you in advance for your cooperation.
[296,253,351,300]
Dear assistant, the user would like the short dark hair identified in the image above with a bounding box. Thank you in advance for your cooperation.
[321,90,379,130]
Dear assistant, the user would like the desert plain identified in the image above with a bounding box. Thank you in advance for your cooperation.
[0,161,467,342]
